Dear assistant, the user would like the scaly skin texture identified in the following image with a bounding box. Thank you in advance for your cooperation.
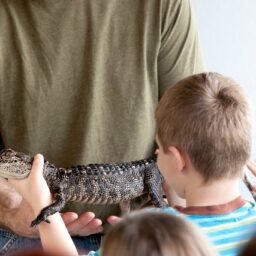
[0,149,167,226]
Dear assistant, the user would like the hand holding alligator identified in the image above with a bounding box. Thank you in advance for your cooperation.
[4,154,103,236]
[0,148,167,228]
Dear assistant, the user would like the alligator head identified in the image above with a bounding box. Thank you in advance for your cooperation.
[0,148,33,179]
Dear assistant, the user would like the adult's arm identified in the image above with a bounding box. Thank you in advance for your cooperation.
[0,178,40,237]
[158,0,206,96]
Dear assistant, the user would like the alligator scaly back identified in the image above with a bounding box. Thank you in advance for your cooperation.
[0,148,168,226]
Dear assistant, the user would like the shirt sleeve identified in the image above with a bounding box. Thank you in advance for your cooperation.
[158,0,206,97]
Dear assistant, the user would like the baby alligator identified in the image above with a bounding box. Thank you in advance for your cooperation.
[0,149,167,227]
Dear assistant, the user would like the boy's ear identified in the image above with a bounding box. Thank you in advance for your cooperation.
[167,146,185,173]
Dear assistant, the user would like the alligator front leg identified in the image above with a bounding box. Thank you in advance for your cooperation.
[145,164,168,208]
[31,187,65,227]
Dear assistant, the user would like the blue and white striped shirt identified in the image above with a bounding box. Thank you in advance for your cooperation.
[161,199,256,256]
[87,198,256,256]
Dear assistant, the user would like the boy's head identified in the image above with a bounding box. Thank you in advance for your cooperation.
[155,72,252,186]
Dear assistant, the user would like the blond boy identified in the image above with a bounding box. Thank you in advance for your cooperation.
[154,72,256,256]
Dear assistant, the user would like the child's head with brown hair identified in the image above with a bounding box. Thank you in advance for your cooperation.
[238,235,256,256]
[102,211,217,256]
[155,72,252,185]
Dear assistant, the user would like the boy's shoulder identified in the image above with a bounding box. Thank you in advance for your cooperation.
[186,201,256,256]
[159,200,256,256]
[177,202,256,238]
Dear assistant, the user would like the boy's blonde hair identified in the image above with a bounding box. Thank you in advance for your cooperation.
[102,211,217,256]
[155,72,252,181]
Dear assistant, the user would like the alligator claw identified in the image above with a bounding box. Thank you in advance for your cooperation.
[31,214,51,227]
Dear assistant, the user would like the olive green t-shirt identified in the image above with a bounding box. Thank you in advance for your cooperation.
[0,0,205,221]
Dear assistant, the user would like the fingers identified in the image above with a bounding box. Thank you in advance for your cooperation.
[107,215,121,225]
[65,212,103,236]
[61,212,79,225]
[10,153,51,212]
[30,154,44,178]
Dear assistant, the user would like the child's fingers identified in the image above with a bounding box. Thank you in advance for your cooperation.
[30,154,44,178]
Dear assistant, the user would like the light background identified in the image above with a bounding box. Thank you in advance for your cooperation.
[193,0,256,159]
[192,0,256,200]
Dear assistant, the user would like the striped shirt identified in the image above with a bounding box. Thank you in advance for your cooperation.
[161,197,256,256]
[87,197,256,256]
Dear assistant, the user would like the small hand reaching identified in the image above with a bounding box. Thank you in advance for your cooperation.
[8,154,52,217]
[9,154,79,256]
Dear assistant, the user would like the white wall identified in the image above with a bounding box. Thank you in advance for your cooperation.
[192,0,256,159]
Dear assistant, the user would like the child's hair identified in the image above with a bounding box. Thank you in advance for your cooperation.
[238,235,256,256]
[155,72,252,182]
[101,211,217,256]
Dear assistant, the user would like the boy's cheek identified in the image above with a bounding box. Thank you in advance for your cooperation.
[157,153,171,174]
[156,155,165,174]
[157,161,172,183]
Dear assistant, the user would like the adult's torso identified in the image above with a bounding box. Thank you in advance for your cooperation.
[0,0,204,219]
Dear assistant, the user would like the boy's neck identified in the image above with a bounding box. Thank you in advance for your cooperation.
[184,175,241,207]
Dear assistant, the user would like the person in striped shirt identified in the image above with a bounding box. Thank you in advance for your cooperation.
[89,72,256,256]
[152,72,256,256]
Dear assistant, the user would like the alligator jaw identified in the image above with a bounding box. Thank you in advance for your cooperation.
[0,166,30,179]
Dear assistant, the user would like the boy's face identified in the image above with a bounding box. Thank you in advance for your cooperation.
[155,135,186,198]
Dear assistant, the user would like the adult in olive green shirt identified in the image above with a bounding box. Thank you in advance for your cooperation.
[0,0,205,253]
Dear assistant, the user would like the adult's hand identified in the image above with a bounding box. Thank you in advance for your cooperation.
[2,205,103,238]
[0,177,40,237]
[0,177,22,211]
[63,211,103,236]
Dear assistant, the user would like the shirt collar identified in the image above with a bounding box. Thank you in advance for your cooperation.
[174,196,246,215]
